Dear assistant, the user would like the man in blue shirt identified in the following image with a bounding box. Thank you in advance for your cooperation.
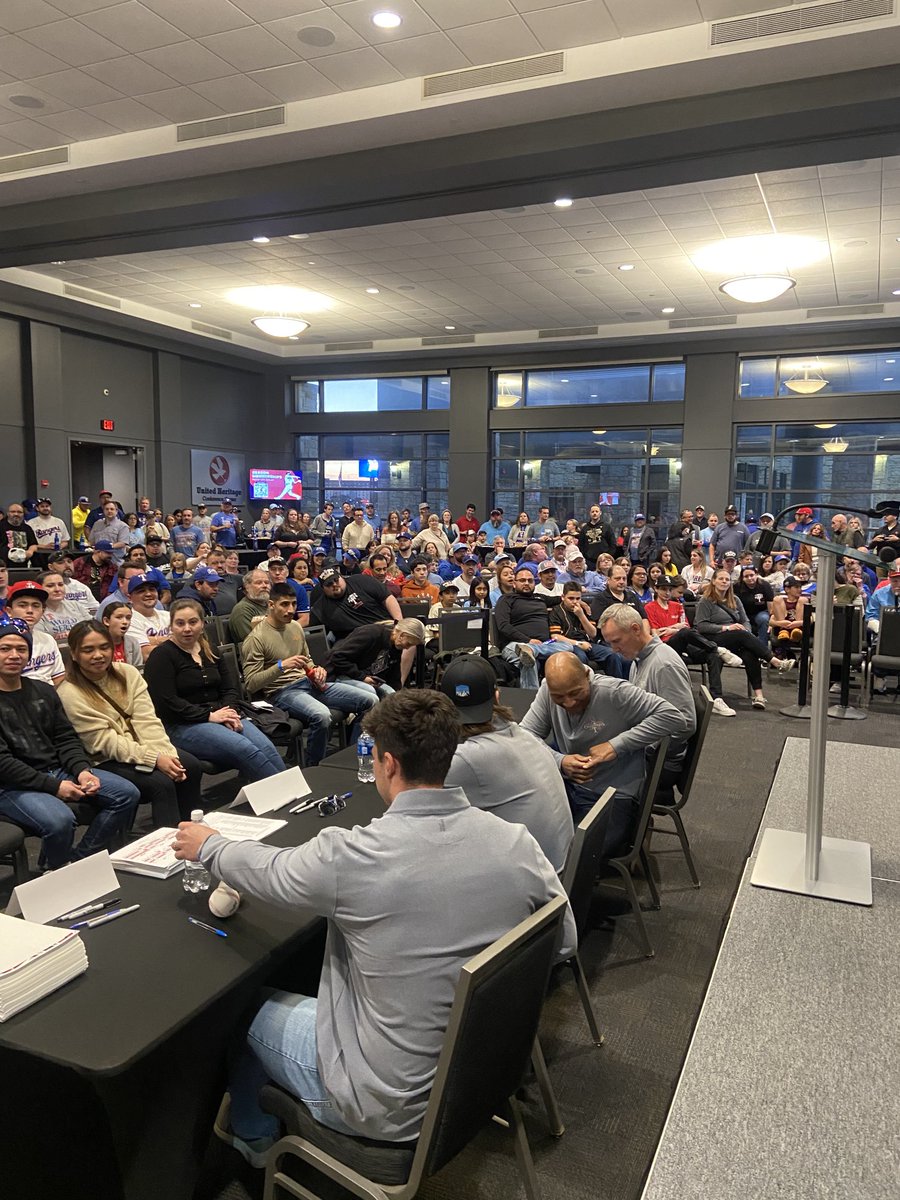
[865,565,900,631]
[479,508,512,542]
[210,498,239,548]
[171,508,205,556]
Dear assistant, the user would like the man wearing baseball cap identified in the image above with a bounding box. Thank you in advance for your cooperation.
[708,504,749,567]
[28,497,70,554]
[85,489,123,532]
[478,507,511,542]
[72,539,117,600]
[6,581,65,685]
[535,560,563,599]
[0,618,139,870]
[747,512,791,560]
[439,654,574,872]
[310,566,402,640]
[71,495,92,546]
[626,513,657,567]
[559,546,603,590]
[180,565,222,616]
[127,574,171,659]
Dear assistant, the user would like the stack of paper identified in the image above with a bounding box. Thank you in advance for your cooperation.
[110,827,183,878]
[0,914,88,1022]
[205,812,287,842]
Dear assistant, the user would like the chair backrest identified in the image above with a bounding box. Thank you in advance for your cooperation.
[205,614,227,651]
[217,642,248,701]
[682,600,697,627]
[830,605,862,653]
[399,599,430,620]
[614,737,669,866]
[673,686,714,809]
[416,894,568,1182]
[876,606,900,657]
[304,624,329,664]
[562,787,615,942]
[439,613,484,653]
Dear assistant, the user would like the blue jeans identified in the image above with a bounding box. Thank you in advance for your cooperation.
[564,781,639,859]
[230,992,359,1141]
[751,610,770,646]
[167,719,285,781]
[273,678,377,766]
[585,642,629,680]
[0,767,139,870]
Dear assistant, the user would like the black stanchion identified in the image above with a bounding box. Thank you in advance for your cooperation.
[828,605,866,721]
[780,602,813,718]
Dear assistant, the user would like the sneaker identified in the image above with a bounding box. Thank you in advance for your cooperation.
[717,647,743,668]
[712,697,736,716]
[829,683,841,694]
[517,644,536,668]
[751,695,767,709]
[213,1095,275,1170]
[873,677,887,694]
[773,656,796,672]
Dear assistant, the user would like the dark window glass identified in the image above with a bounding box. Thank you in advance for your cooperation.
[426,377,451,409]
[738,358,777,397]
[294,381,319,413]
[651,362,686,402]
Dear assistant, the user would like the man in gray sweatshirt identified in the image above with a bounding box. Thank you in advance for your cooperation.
[173,689,575,1165]
[521,651,686,855]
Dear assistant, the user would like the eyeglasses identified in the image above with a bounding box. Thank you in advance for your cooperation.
[317,794,349,817]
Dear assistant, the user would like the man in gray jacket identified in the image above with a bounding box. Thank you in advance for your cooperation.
[173,689,575,1165]
[521,651,687,853]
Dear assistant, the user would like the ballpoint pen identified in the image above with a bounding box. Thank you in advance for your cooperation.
[290,791,352,815]
[71,903,140,930]
[187,916,228,938]
[57,897,121,923]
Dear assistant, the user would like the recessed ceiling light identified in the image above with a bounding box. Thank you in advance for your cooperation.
[618,263,635,271]
[893,288,900,296]
[226,285,333,314]
[288,233,309,240]
[592,429,606,434]
[251,316,310,338]
[308,261,316,266]
[444,324,455,330]
[188,302,202,309]
[886,359,896,364]
[289,336,300,342]
[590,394,598,399]
[366,287,380,294]
[560,378,569,383]
[884,377,895,382]
[10,95,44,109]
[661,307,675,314]
[252,236,270,244]
[554,197,573,208]
[372,11,401,28]
[50,260,66,265]
[815,424,835,429]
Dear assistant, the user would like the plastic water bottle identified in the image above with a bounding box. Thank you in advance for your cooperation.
[182,809,212,893]
[357,732,375,783]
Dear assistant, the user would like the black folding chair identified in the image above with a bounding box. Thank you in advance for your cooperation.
[261,894,570,1200]
[650,687,713,889]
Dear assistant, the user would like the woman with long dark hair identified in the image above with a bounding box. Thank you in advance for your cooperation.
[59,620,203,826]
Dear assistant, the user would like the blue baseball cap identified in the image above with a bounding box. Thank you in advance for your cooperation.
[93,539,114,552]
[127,573,158,595]
[193,567,222,583]
[462,554,480,565]
[514,562,538,578]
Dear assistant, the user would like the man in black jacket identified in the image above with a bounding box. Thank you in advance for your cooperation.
[494,563,558,687]
[578,505,616,563]
[321,618,425,695]
[0,619,139,869]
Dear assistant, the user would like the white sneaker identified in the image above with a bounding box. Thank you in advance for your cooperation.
[712,697,736,717]
[717,647,743,668]
[773,656,796,672]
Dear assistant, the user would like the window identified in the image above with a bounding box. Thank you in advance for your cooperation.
[494,427,683,531]
[738,350,900,398]
[491,362,684,408]
[292,375,449,412]
[732,420,900,525]
[294,433,449,518]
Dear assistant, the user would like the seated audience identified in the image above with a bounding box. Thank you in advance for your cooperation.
[0,502,38,563]
[735,563,775,645]
[89,499,130,564]
[682,547,713,595]
[126,574,171,659]
[0,619,139,869]
[535,560,563,598]
[310,567,402,640]
[73,539,117,599]
[100,601,145,668]
[400,557,439,605]
[321,616,425,696]
[241,583,377,765]
[228,569,271,643]
[6,581,65,684]
[179,565,222,617]
[410,515,451,559]
[46,551,99,614]
[28,496,70,553]
[35,570,93,642]
[59,620,202,826]
[864,563,900,633]
[145,598,285,780]
[644,577,734,716]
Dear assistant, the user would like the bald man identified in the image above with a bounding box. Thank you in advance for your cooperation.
[521,651,684,856]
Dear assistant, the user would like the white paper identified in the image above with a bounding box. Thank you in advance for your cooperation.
[0,913,79,975]
[10,851,119,925]
[235,766,310,816]
[467,619,483,630]
[204,812,286,842]
[109,828,182,877]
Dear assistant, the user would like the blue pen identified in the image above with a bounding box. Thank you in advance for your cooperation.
[188,916,228,938]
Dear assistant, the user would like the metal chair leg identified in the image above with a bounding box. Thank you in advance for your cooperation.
[507,1096,543,1200]
[670,810,700,887]
[639,847,661,910]
[530,1037,565,1137]
[567,953,604,1046]
[609,860,654,958]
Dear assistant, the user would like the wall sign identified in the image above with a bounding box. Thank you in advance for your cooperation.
[190,449,246,507]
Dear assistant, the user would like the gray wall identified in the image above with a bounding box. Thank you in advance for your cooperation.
[0,316,27,501]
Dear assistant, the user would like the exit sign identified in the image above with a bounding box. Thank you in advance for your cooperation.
[100,419,115,432]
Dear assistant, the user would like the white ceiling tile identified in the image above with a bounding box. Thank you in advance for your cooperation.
[29,68,124,107]
[0,82,69,116]
[447,16,543,62]
[264,10,366,59]
[376,31,470,75]
[248,60,339,100]
[19,19,126,67]
[522,0,619,48]
[84,94,169,130]
[141,0,255,37]
[233,0,325,19]
[138,40,236,82]
[191,72,280,109]
[312,47,404,89]
[1,117,69,149]
[604,0,701,37]
[47,0,126,12]
[696,0,786,16]
[83,54,178,93]
[200,26,299,71]
[78,3,185,53]
[0,34,69,76]
[0,0,65,33]
[33,107,122,139]
[331,0,439,43]
[133,84,225,120]
[417,0,515,29]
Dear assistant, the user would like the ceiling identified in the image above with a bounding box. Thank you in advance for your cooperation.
[6,156,900,357]
[0,0,899,358]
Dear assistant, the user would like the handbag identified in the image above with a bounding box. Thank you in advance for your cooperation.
[235,699,293,740]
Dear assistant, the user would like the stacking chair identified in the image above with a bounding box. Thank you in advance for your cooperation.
[560,787,615,1046]
[0,820,28,884]
[650,687,713,889]
[602,738,669,959]
[398,598,430,620]
[868,607,900,700]
[218,642,304,767]
[303,624,330,664]
[828,605,866,685]
[261,894,570,1200]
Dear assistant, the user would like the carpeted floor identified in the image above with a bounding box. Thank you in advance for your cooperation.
[3,672,896,1200]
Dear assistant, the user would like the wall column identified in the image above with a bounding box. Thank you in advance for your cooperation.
[448,367,490,520]
[680,352,738,515]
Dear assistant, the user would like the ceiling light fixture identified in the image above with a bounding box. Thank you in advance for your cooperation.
[252,236,270,244]
[893,289,900,296]
[661,307,675,314]
[188,302,202,309]
[288,234,309,240]
[618,263,635,271]
[554,197,573,208]
[366,287,380,294]
[592,428,606,434]
[50,260,66,265]
[783,363,828,395]
[886,359,897,364]
[226,285,332,313]
[815,423,836,430]
[372,11,401,28]
[720,275,796,304]
[444,325,456,330]
[251,316,310,338]
[885,377,895,382]
[822,436,849,454]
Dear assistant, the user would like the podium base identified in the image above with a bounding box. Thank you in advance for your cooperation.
[827,704,867,720]
[750,828,872,906]
[779,703,812,718]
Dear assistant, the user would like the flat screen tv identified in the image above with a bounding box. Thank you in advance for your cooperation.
[249,468,302,502]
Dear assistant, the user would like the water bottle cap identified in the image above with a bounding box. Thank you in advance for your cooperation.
[190,809,204,822]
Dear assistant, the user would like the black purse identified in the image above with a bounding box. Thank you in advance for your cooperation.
[235,699,293,740]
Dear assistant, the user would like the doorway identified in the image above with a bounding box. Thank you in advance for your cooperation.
[70,442,145,510]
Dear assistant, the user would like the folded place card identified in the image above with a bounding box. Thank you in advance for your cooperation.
[8,852,119,925]
[234,765,311,816]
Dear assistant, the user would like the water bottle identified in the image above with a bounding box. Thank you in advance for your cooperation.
[182,809,212,893]
[54,532,60,551]
[357,732,375,782]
